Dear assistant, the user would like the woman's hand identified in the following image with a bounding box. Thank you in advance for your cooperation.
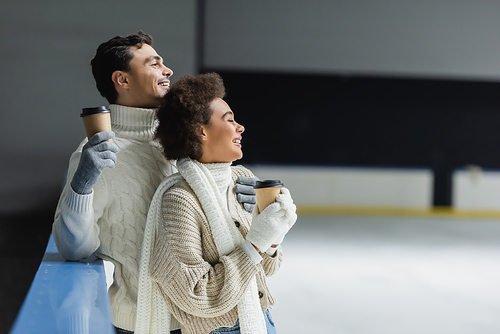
[245,187,297,251]
[272,188,297,245]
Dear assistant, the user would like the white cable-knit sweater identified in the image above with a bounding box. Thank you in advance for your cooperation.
[52,104,176,331]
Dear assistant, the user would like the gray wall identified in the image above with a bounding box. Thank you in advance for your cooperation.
[2,0,500,214]
[204,0,500,80]
[0,1,196,213]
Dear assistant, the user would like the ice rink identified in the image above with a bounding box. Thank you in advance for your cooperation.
[267,214,500,334]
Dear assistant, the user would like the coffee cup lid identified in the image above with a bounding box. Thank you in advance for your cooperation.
[80,106,110,117]
[254,179,284,189]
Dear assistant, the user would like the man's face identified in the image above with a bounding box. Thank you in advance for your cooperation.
[124,44,173,108]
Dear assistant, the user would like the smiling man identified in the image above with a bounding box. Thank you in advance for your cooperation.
[52,32,256,334]
[112,43,172,108]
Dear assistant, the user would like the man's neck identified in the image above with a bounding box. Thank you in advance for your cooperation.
[115,97,159,109]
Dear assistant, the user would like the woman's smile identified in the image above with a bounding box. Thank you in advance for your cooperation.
[199,98,245,163]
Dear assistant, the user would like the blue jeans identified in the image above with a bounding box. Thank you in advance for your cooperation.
[210,309,277,334]
[114,327,181,334]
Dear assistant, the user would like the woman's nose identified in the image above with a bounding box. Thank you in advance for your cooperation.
[237,123,245,133]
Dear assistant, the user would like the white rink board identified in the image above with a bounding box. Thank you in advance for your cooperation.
[453,168,500,210]
[247,165,433,209]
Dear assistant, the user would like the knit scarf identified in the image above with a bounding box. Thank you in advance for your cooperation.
[135,157,267,334]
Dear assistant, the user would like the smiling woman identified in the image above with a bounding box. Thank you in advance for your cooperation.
[134,73,297,334]
[154,72,229,161]
[198,98,245,163]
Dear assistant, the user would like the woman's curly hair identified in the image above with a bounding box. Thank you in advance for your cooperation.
[155,72,226,160]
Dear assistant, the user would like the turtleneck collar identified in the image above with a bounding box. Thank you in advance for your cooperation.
[109,104,158,141]
[203,162,232,193]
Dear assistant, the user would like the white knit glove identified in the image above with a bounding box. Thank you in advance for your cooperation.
[246,187,297,251]
[272,188,297,245]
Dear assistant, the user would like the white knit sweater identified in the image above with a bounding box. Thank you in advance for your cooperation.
[52,104,176,331]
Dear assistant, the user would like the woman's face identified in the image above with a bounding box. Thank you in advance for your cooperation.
[198,98,245,163]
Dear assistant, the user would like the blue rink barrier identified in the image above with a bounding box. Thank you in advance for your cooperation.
[10,234,115,334]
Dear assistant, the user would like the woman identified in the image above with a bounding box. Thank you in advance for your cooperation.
[135,73,297,334]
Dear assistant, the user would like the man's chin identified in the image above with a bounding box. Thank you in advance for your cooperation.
[159,86,170,97]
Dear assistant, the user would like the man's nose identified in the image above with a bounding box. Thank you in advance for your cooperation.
[163,65,173,78]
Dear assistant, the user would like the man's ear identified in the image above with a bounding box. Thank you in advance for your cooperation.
[111,71,128,89]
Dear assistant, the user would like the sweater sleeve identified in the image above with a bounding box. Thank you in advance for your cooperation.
[151,188,260,318]
[260,246,283,277]
[52,147,103,260]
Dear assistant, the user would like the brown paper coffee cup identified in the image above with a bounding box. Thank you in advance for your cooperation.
[254,180,284,213]
[81,106,111,141]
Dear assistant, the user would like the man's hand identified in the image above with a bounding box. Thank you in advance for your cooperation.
[70,131,119,194]
[234,176,257,212]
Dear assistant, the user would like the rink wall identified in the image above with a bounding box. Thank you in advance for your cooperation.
[249,165,500,218]
[248,165,434,213]
[10,235,114,334]
[452,167,500,211]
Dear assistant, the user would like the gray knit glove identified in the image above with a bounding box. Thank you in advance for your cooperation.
[70,131,119,195]
[234,176,257,212]
[246,187,297,251]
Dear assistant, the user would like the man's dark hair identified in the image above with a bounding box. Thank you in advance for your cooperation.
[90,31,153,104]
[155,73,226,160]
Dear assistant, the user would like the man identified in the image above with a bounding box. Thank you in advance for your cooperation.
[52,31,256,334]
